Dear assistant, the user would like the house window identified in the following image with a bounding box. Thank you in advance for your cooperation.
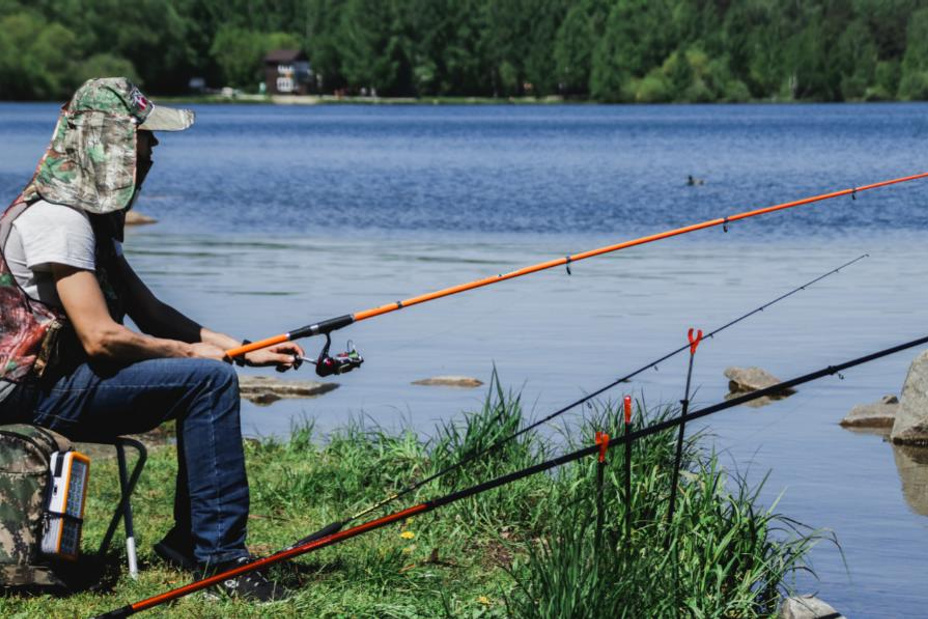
[277,77,294,93]
[277,64,293,75]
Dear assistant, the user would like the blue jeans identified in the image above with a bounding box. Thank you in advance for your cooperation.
[0,358,249,566]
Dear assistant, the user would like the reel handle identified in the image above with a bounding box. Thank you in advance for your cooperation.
[294,335,364,377]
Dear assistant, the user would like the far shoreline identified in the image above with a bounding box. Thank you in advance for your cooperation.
[149,93,910,106]
[1,95,916,107]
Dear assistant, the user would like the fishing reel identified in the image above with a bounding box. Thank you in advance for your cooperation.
[296,333,364,377]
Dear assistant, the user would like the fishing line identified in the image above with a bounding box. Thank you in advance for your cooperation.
[285,256,866,546]
[95,330,928,618]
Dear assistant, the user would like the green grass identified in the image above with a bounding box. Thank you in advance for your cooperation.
[0,378,830,618]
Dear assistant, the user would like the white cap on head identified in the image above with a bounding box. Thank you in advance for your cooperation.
[138,103,195,131]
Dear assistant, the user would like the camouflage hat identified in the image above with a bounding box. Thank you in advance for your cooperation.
[23,77,194,214]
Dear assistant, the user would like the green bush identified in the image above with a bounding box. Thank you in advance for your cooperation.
[636,70,672,103]
[75,54,140,86]
[723,80,751,103]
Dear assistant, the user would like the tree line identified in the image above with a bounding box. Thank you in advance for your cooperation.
[3,0,928,102]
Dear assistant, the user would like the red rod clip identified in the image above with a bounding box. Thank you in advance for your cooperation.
[688,328,703,355]
[596,431,610,463]
[623,396,632,425]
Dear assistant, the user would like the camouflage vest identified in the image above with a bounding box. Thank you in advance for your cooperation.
[0,423,72,587]
[0,196,125,383]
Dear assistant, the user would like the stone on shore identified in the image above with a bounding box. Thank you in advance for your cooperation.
[779,595,844,619]
[725,366,796,397]
[412,376,484,388]
[840,395,898,429]
[891,350,928,445]
[125,210,157,225]
[238,374,338,406]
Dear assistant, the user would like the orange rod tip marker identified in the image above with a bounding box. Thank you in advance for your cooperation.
[688,328,703,355]
[624,396,632,425]
[595,431,610,463]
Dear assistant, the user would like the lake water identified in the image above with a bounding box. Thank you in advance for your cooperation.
[2,102,928,616]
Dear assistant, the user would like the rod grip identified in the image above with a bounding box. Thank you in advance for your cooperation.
[225,334,289,358]
[224,315,355,358]
[289,520,345,548]
[290,314,355,340]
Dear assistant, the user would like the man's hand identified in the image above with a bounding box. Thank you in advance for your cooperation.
[244,342,305,372]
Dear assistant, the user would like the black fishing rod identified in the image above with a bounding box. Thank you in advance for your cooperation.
[288,254,867,546]
[95,330,928,618]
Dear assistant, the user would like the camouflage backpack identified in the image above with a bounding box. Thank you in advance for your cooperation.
[0,197,66,382]
[0,424,72,587]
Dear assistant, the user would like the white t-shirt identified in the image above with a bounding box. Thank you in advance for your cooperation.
[0,200,123,403]
[4,200,120,307]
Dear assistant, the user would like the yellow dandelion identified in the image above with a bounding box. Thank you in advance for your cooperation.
[400,530,415,540]
[477,596,491,606]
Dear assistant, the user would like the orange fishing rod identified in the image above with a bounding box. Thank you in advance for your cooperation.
[225,172,928,368]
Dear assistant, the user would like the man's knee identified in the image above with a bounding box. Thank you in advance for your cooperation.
[178,360,240,426]
[186,358,237,383]
[176,358,239,399]
[207,360,239,392]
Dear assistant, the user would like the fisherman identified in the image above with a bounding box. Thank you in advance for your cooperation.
[0,78,302,600]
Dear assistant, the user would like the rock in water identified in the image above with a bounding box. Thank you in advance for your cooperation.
[779,595,844,619]
[412,376,484,388]
[125,210,157,225]
[841,394,899,429]
[892,350,928,445]
[724,367,796,397]
[238,375,338,406]
[892,443,928,517]
[723,391,776,408]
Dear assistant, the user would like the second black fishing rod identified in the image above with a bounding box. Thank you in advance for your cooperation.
[290,254,868,547]
[98,329,928,618]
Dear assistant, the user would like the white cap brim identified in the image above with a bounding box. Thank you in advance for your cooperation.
[139,104,195,131]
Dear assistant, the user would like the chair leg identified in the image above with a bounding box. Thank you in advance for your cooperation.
[115,444,137,578]
[97,437,148,579]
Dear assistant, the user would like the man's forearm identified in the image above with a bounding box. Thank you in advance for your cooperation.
[137,300,241,352]
[85,323,193,361]
[133,300,203,343]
